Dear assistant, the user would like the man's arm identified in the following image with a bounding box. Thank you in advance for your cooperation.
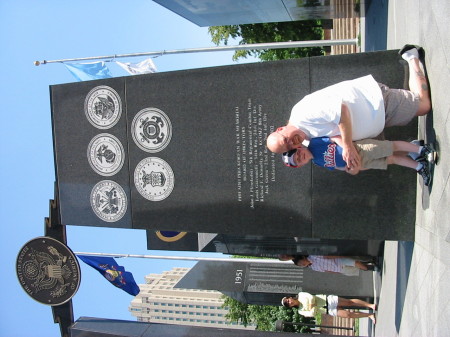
[330,135,361,174]
[338,104,361,168]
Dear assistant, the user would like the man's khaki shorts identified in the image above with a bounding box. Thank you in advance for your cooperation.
[378,83,420,127]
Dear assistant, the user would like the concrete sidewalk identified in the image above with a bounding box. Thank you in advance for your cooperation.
[366,0,450,336]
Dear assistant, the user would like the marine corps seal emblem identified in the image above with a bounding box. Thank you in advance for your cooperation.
[134,157,174,201]
[131,108,172,153]
[16,237,81,306]
[90,180,127,222]
[87,133,125,176]
[85,86,122,129]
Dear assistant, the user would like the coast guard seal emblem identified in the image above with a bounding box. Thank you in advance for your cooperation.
[87,133,125,176]
[134,157,174,201]
[85,86,122,129]
[16,237,81,306]
[131,108,172,153]
[90,180,127,222]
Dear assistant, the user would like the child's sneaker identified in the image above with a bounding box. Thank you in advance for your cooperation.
[417,162,431,186]
[418,144,436,164]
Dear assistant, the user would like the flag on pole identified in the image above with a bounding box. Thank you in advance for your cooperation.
[115,58,157,75]
[64,61,113,81]
[77,255,140,296]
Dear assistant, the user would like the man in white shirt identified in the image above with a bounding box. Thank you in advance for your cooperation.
[266,45,431,170]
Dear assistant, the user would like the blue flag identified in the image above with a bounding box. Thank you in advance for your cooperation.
[77,255,140,296]
[64,61,112,81]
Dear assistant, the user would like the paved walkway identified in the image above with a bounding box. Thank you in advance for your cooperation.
[361,0,450,336]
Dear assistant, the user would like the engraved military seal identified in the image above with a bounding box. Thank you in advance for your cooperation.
[87,133,125,176]
[16,236,81,306]
[134,157,174,201]
[90,180,127,222]
[85,86,122,129]
[131,108,172,153]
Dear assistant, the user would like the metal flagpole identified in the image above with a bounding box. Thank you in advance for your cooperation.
[34,39,357,66]
[74,252,292,264]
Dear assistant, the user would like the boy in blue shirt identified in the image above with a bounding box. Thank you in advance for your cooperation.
[282,137,435,186]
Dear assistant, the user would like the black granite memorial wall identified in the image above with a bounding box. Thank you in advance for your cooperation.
[51,50,415,240]
[146,230,383,257]
[175,261,373,305]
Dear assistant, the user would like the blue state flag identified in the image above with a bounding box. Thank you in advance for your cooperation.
[64,61,113,81]
[77,255,140,296]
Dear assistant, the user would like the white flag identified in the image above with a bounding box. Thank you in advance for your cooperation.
[115,58,157,75]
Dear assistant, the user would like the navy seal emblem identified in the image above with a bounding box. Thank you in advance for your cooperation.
[16,237,81,306]
[131,108,172,153]
[90,180,127,222]
[85,86,122,129]
[134,157,174,201]
[87,133,125,176]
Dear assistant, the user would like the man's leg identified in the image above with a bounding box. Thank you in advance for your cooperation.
[400,48,431,116]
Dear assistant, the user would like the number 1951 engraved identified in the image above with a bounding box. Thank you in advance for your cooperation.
[235,269,243,284]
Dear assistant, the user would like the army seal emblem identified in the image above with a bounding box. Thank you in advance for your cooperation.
[90,180,127,222]
[134,157,174,201]
[87,133,125,176]
[16,236,81,306]
[85,86,122,129]
[131,108,172,153]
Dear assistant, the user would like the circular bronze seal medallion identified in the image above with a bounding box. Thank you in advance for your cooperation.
[87,133,125,176]
[90,180,128,222]
[84,86,122,129]
[16,237,81,306]
[131,108,172,153]
[134,157,175,201]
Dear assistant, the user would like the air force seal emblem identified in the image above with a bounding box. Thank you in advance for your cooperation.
[87,133,125,176]
[90,180,127,222]
[134,157,174,201]
[85,86,122,129]
[131,108,172,153]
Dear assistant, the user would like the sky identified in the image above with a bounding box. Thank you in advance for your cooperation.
[0,1,258,336]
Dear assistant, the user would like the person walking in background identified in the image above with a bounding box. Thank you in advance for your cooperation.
[281,292,376,323]
[279,254,378,276]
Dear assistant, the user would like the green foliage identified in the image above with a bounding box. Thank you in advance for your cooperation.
[208,21,324,61]
[221,295,315,332]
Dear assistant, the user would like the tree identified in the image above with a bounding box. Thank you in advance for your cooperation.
[208,21,324,61]
[222,295,314,332]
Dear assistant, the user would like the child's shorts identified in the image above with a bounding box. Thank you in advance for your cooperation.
[355,139,393,170]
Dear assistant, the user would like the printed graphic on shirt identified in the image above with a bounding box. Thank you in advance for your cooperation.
[323,143,337,168]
